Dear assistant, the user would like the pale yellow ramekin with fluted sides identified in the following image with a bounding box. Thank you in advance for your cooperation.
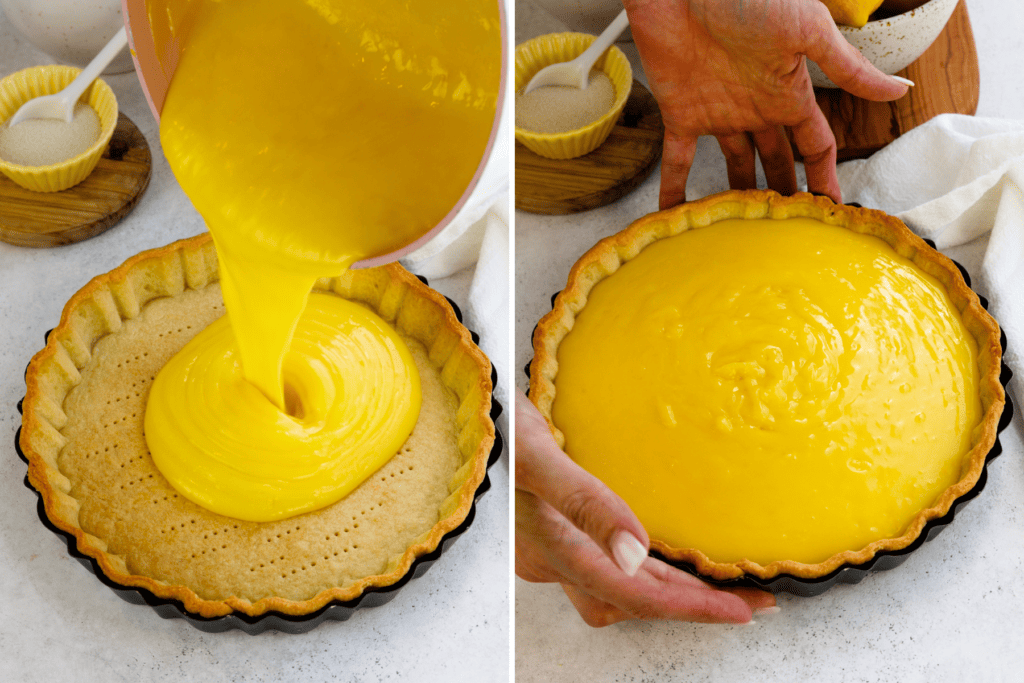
[515,33,632,160]
[0,65,118,192]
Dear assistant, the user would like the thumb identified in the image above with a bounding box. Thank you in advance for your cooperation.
[515,390,650,576]
[801,1,911,102]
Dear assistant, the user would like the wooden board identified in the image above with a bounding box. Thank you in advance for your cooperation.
[0,112,152,248]
[815,0,979,162]
[515,80,664,215]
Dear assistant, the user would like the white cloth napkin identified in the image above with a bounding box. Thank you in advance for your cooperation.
[411,198,511,422]
[838,114,1024,404]
[464,203,510,426]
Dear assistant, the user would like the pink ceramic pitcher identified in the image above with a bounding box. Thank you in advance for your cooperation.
[121,0,507,268]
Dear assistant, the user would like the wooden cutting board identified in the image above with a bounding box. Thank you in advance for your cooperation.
[815,0,979,162]
[515,80,664,215]
[0,112,152,248]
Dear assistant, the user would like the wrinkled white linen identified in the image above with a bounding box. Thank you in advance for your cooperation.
[839,114,1024,404]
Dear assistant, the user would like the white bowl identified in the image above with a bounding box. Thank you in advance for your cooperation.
[0,0,134,75]
[808,0,959,88]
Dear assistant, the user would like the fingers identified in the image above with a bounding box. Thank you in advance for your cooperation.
[659,131,698,210]
[716,133,757,191]
[515,389,775,628]
[801,1,910,102]
[560,550,755,625]
[751,126,797,196]
[723,586,778,614]
[521,492,765,627]
[515,390,650,577]
[789,104,842,203]
[642,557,777,617]
[718,127,799,197]
[514,489,573,584]
[561,584,639,628]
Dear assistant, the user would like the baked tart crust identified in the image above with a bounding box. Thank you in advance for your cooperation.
[529,189,1005,582]
[20,233,495,618]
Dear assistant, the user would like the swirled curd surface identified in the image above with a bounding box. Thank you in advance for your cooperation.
[147,293,421,521]
[552,218,980,564]
[144,0,499,521]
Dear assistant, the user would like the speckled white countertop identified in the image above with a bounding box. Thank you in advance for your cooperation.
[515,0,1024,680]
[0,11,509,683]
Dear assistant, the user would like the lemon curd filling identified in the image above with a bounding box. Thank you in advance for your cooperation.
[552,217,981,565]
[147,294,421,522]
[144,0,499,521]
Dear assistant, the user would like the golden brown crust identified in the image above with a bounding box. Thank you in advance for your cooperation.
[21,233,495,617]
[530,189,1005,582]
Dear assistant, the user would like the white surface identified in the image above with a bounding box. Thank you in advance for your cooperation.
[0,0,134,74]
[515,0,1024,680]
[527,0,625,36]
[0,9,508,683]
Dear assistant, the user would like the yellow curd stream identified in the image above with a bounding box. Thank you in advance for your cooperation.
[552,218,981,565]
[144,0,500,521]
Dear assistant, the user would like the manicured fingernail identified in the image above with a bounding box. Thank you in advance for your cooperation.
[610,530,647,577]
[741,619,757,626]
[754,606,781,616]
[891,76,915,87]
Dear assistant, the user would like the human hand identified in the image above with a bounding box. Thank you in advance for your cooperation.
[515,389,776,626]
[622,0,911,208]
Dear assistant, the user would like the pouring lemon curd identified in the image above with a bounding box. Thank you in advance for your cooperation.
[143,0,500,522]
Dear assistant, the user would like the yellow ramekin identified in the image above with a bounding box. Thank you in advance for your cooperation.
[515,32,633,160]
[0,65,118,192]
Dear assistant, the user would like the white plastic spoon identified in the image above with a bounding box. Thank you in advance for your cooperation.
[522,9,630,94]
[7,26,128,127]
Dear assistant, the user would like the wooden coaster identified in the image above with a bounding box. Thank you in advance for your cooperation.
[812,0,978,162]
[515,79,664,215]
[0,112,152,248]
